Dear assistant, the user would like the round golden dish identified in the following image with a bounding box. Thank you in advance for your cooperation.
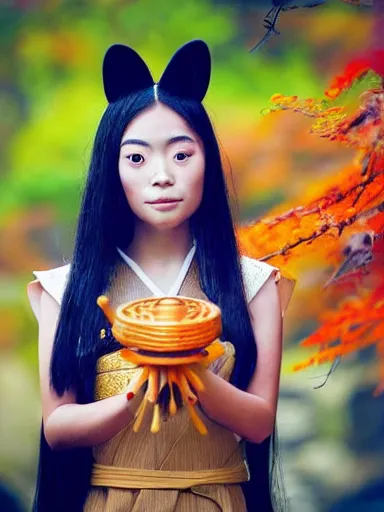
[99,296,222,353]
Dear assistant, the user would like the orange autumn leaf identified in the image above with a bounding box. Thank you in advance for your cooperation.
[238,52,384,394]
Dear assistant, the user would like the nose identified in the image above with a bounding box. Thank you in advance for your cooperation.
[150,163,175,187]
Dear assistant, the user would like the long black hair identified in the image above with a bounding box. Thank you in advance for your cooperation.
[33,87,287,511]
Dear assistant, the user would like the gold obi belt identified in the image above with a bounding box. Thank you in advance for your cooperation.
[91,463,249,490]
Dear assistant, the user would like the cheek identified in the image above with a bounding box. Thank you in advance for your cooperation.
[192,172,204,202]
[119,165,141,201]
[191,158,205,196]
[183,161,205,210]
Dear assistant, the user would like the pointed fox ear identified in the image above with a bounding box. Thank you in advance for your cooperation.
[158,40,211,103]
[102,40,211,104]
[103,44,154,103]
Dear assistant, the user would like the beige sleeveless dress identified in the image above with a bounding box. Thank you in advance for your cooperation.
[28,250,295,512]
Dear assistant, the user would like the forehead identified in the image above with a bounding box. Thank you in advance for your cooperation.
[123,103,194,138]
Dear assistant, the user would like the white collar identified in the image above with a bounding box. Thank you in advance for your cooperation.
[116,244,196,297]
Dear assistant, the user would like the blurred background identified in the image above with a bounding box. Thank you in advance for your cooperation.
[1,1,383,511]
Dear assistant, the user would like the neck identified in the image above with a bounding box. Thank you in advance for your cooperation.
[125,221,194,265]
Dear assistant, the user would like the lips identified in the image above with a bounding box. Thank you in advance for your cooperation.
[147,198,182,204]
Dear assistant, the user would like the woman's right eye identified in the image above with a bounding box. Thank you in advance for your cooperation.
[127,154,144,164]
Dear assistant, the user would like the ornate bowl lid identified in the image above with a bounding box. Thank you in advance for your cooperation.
[112,296,222,353]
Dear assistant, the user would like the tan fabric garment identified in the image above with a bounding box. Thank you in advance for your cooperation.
[83,260,248,512]
[28,252,295,512]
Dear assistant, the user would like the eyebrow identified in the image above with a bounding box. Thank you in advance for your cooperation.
[120,135,195,148]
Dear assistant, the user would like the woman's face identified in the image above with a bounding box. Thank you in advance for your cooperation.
[119,103,205,231]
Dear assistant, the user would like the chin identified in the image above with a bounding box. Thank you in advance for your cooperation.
[151,220,187,231]
[139,211,192,231]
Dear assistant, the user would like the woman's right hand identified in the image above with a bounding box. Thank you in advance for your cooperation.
[36,288,134,450]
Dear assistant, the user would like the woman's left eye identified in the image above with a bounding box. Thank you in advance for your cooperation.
[175,152,190,162]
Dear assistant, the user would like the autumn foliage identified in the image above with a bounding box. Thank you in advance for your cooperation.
[238,50,384,394]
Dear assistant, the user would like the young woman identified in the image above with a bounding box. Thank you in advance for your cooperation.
[27,40,294,511]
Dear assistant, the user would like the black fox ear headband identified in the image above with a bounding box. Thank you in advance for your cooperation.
[103,39,211,104]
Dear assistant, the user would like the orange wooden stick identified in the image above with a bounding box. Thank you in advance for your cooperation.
[184,366,205,392]
[186,402,208,435]
[177,368,198,405]
[168,367,178,383]
[150,403,161,433]
[146,366,159,403]
[200,339,225,368]
[133,398,148,433]
[168,368,177,416]
[159,368,168,392]
[126,366,149,400]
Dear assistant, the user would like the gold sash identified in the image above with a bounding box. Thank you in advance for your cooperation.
[91,463,249,490]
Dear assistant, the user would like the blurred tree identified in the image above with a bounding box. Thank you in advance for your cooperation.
[239,52,384,394]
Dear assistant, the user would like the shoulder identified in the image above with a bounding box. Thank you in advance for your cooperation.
[240,255,296,316]
[32,264,71,304]
[27,264,71,321]
[240,255,278,304]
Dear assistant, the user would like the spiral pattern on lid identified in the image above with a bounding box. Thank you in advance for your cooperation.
[111,296,222,353]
